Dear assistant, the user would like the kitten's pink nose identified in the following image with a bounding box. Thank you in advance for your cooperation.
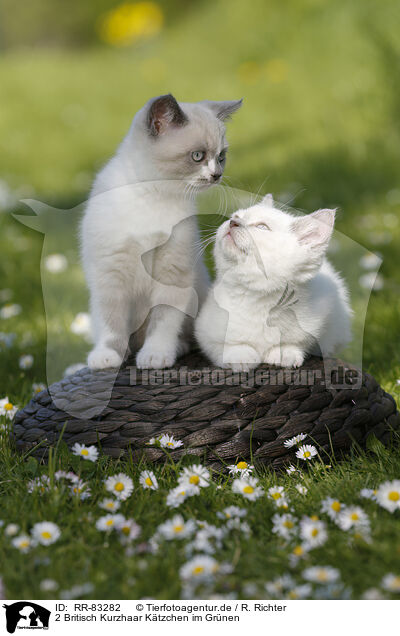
[230,219,240,228]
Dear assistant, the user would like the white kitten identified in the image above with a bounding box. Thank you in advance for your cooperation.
[195,195,352,370]
[81,94,242,370]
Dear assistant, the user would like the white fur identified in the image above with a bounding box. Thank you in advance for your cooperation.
[81,95,241,369]
[195,196,352,370]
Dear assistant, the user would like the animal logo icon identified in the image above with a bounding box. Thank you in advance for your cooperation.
[3,602,51,633]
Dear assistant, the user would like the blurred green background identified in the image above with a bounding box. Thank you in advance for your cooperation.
[0,0,399,401]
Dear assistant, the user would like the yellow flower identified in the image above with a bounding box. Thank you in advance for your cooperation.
[98,2,164,47]
[264,59,289,83]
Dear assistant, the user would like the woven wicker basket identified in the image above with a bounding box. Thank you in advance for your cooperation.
[13,352,399,470]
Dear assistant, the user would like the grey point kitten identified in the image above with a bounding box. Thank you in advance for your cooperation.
[81,93,242,369]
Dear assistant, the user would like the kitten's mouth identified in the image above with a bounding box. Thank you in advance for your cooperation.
[195,177,221,188]
[224,228,247,253]
[225,229,234,243]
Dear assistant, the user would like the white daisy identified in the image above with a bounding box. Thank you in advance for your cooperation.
[274,498,290,510]
[44,254,68,273]
[11,534,32,553]
[27,475,51,494]
[268,485,286,502]
[70,312,92,337]
[286,464,298,475]
[70,479,91,500]
[31,521,61,546]
[232,476,263,501]
[299,517,328,548]
[39,579,59,592]
[157,515,196,540]
[19,354,33,370]
[286,584,312,599]
[0,332,16,348]
[98,498,121,512]
[376,480,400,513]
[4,523,19,536]
[337,506,369,531]
[71,442,98,462]
[295,484,308,495]
[104,473,134,500]
[139,470,158,490]
[0,397,18,420]
[381,573,400,592]
[180,556,229,583]
[159,433,183,449]
[362,588,384,600]
[351,526,372,544]
[179,465,210,488]
[288,544,310,567]
[95,514,125,532]
[359,253,381,270]
[272,513,297,540]
[265,575,295,597]
[359,272,384,290]
[302,566,340,584]
[360,488,377,501]
[296,444,318,461]
[166,483,199,508]
[216,506,247,520]
[186,525,225,555]
[54,470,78,483]
[0,303,21,319]
[32,383,46,395]
[227,461,254,477]
[283,433,307,448]
[115,517,141,543]
[321,497,344,520]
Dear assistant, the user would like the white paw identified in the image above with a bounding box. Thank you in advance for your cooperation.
[265,346,282,366]
[88,346,123,370]
[266,346,304,368]
[281,347,304,368]
[222,345,260,372]
[228,362,257,373]
[136,343,177,369]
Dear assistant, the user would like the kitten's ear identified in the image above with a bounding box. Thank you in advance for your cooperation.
[201,99,243,121]
[147,94,188,136]
[262,193,274,206]
[292,209,336,250]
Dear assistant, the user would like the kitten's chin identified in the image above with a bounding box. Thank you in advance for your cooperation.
[191,178,220,190]
[219,233,242,260]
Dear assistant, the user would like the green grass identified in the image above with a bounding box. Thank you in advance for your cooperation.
[0,434,400,599]
[0,0,400,599]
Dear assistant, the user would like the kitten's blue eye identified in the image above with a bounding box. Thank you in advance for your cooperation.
[218,151,226,162]
[256,223,270,230]
[191,150,205,162]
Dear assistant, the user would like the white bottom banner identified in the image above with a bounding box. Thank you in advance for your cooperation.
[1,599,398,636]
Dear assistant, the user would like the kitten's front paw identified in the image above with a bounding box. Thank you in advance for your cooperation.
[136,343,177,369]
[222,345,260,372]
[266,345,304,368]
[88,346,123,370]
